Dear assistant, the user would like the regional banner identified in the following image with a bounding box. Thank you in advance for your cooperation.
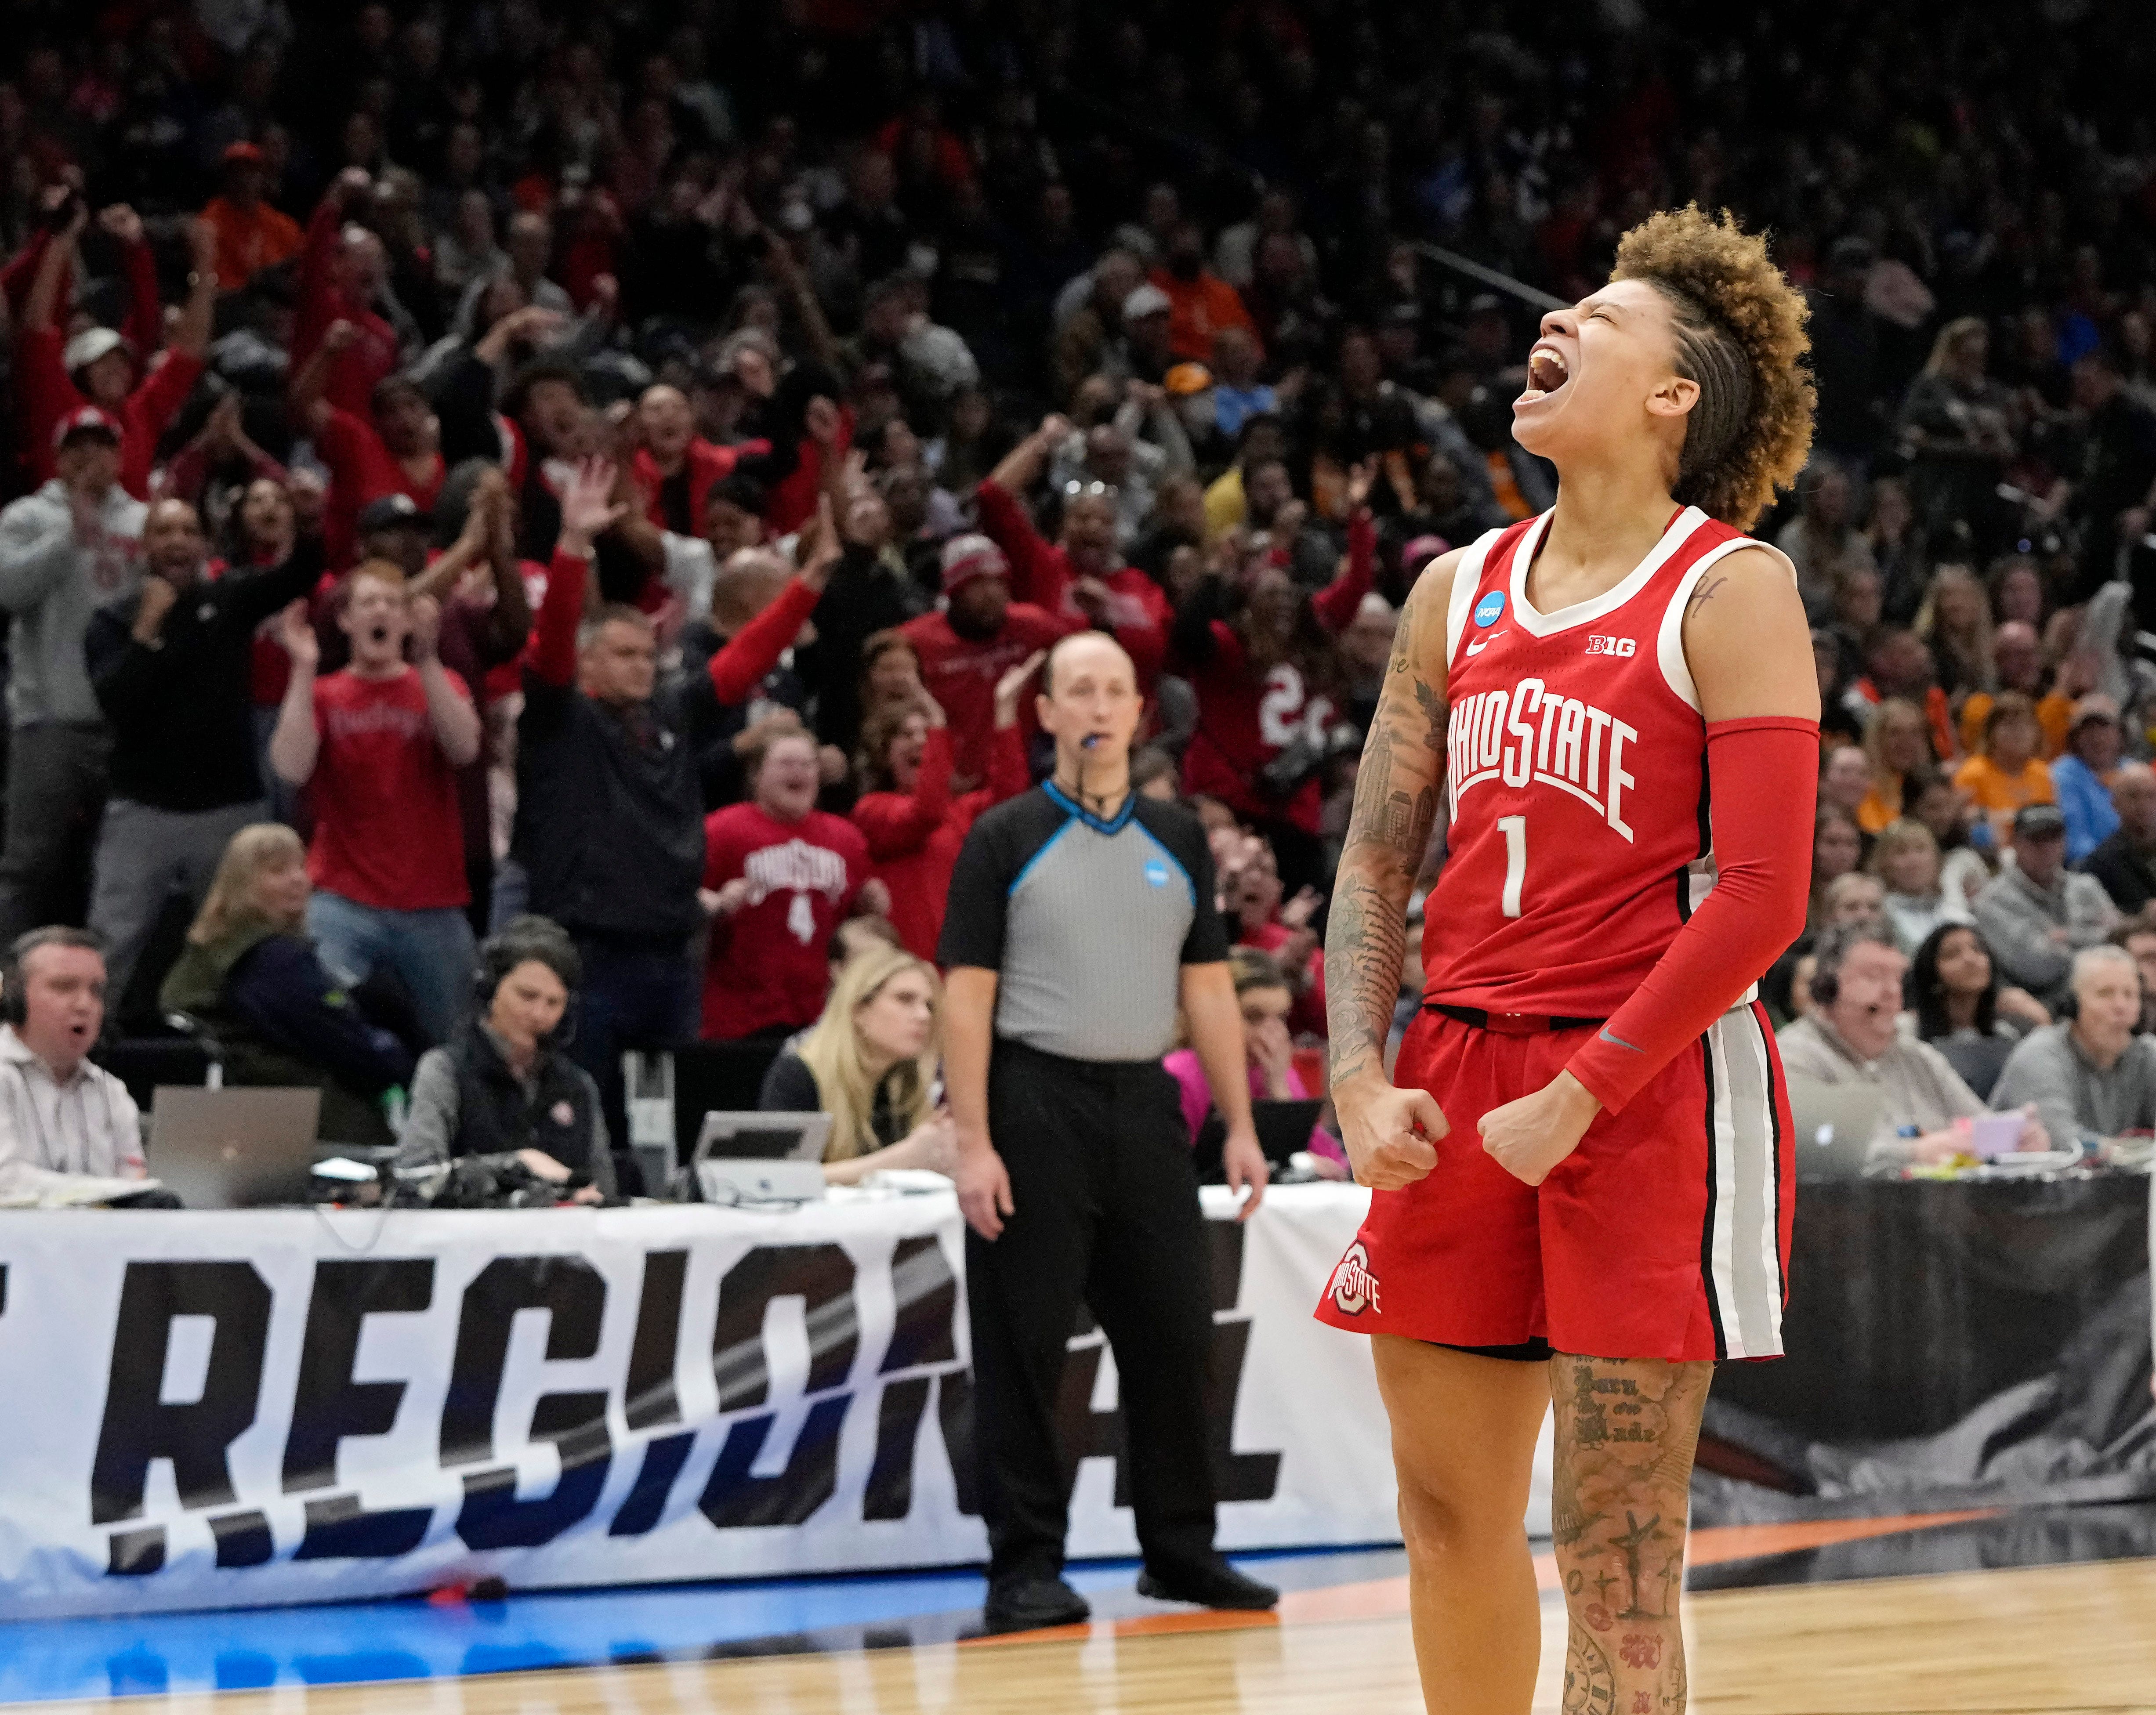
[0,1185,1522,1619]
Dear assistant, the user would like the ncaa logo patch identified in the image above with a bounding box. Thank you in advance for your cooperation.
[1473,590,1506,628]
[1143,859,1170,888]
[1329,1241,1381,1316]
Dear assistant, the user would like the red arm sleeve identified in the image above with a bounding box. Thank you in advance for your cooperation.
[529,547,589,687]
[1310,507,1376,633]
[16,326,81,485]
[973,477,1069,611]
[852,727,954,858]
[119,239,161,358]
[707,575,819,705]
[1565,717,1820,1113]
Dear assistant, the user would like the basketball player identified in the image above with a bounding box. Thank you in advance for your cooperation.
[1317,206,1819,1714]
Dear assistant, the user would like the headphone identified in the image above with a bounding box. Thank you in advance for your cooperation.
[472,916,582,1045]
[0,928,108,1027]
[1807,966,1838,1008]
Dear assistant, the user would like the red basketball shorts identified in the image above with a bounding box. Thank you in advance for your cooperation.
[1315,1004,1795,1362]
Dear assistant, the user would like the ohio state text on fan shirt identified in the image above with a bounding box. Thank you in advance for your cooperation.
[1417,507,1789,1017]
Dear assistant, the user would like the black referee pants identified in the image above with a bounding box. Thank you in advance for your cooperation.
[968,1039,1219,1586]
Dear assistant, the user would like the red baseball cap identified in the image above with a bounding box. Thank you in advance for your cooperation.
[940,533,1010,594]
[52,405,122,450]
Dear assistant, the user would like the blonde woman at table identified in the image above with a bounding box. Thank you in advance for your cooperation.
[758,942,956,1187]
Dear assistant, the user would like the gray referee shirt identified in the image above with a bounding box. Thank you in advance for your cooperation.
[939,783,1229,1061]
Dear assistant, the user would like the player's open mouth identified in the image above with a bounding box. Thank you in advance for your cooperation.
[369,625,390,644]
[1519,345,1570,402]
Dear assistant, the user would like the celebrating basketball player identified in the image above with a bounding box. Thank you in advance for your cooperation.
[1318,206,1819,1714]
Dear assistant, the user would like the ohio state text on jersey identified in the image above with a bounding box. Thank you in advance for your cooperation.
[1420,507,1789,1017]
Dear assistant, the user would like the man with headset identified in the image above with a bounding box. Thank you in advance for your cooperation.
[1779,921,2048,1163]
[394,915,614,1203]
[0,926,148,1198]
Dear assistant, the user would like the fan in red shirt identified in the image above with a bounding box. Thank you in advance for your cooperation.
[701,723,891,1041]
[291,170,404,420]
[850,657,1039,961]
[268,562,483,1047]
[1170,466,1384,888]
[297,331,447,568]
[973,416,1170,690]
[899,535,1074,787]
[15,204,216,500]
[628,383,768,535]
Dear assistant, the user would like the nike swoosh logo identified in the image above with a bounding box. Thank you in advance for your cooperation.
[1466,634,1503,655]
[1598,1028,1644,1053]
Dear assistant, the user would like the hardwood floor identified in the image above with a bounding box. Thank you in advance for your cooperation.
[35,1555,2151,1715]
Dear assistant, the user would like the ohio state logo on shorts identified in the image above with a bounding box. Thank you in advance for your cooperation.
[1329,1242,1381,1316]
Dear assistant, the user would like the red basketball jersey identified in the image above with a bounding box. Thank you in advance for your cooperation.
[1419,506,1779,1017]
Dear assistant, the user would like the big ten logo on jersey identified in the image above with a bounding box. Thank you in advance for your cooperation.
[1446,676,1638,841]
[1584,634,1637,657]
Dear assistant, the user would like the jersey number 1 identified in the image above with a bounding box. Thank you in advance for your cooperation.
[1497,815,1527,918]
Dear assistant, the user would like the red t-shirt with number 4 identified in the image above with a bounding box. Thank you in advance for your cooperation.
[701,803,869,1039]
[307,667,471,911]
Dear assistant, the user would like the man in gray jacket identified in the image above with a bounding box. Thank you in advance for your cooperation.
[1971,804,2120,1003]
[1993,944,2156,1145]
[0,408,145,941]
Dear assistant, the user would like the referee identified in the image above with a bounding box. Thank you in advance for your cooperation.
[939,630,1278,1634]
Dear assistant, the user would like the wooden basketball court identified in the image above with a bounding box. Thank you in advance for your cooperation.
[23,1524,2149,1715]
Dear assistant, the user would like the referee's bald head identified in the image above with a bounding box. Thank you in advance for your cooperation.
[1041,628,1134,697]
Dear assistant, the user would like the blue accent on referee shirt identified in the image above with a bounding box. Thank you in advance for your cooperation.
[1042,779,1137,836]
[1006,820,1073,897]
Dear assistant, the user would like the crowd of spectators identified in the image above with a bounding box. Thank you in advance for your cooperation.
[3,0,2156,1191]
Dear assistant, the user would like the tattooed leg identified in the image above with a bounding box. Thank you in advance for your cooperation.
[1549,1353,1711,1715]
[1373,1335,1550,1714]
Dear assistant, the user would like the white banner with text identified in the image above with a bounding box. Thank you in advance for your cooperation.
[0,1184,1547,1619]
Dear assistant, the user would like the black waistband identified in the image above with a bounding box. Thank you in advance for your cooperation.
[1427,1002,1606,1036]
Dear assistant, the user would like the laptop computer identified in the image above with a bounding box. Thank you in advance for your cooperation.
[1784,1078,1886,1180]
[686,1111,831,1204]
[148,1086,321,1208]
[693,1111,832,1163]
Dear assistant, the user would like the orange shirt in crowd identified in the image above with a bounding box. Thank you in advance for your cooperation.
[1957,689,2073,760]
[1857,775,1906,834]
[1953,752,2055,843]
[200,195,304,292]
[1149,266,1257,364]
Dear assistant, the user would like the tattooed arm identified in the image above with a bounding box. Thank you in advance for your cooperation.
[1326,549,1465,1189]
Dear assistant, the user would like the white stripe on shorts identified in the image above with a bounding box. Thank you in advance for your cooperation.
[1702,1005,1784,1360]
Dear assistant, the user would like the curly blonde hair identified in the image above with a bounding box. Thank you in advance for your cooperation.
[1609,205,1815,531]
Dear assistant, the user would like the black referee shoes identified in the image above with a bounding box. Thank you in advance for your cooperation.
[1136,1556,1280,1610]
[982,1574,1091,1634]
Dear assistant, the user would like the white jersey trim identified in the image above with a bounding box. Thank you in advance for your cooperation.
[1507,506,1710,638]
[1442,527,1506,667]
[1655,535,1801,714]
[1702,1003,1786,1360]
